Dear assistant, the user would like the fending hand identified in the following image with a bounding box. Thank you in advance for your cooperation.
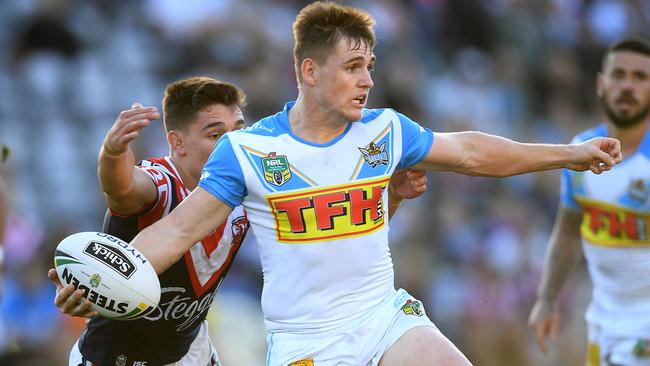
[103,103,161,156]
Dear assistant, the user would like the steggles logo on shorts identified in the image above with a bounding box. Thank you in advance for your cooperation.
[633,340,650,358]
[401,299,424,317]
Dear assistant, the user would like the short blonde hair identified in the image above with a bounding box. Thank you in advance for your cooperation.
[292,1,376,81]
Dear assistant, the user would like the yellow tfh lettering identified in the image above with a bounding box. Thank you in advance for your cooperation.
[267,177,389,243]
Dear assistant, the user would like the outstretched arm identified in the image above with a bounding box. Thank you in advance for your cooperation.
[131,187,233,274]
[98,103,161,215]
[414,132,622,177]
[528,205,583,353]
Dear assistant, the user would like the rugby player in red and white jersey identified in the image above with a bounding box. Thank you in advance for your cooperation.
[48,76,427,366]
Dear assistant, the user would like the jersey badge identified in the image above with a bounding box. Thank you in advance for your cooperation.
[114,354,127,366]
[359,141,388,168]
[401,299,424,316]
[262,152,292,186]
[627,178,650,204]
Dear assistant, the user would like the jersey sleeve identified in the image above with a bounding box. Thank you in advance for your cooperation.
[393,109,435,169]
[198,135,247,208]
[560,169,580,210]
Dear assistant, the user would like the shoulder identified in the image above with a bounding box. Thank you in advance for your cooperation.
[237,112,286,137]
[358,108,390,124]
[570,123,607,144]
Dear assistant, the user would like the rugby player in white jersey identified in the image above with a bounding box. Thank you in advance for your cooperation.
[529,37,650,366]
[48,75,425,366]
[127,2,622,365]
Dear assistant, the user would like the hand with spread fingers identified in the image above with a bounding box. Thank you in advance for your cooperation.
[102,103,160,157]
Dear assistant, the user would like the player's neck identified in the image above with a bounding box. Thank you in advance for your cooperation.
[288,96,349,144]
[169,154,198,191]
[607,117,649,157]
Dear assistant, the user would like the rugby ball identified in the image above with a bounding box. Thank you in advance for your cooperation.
[54,231,160,320]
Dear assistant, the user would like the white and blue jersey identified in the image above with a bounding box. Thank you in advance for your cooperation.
[199,101,433,332]
[562,123,650,338]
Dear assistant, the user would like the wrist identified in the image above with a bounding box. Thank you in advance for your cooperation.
[102,142,124,158]
[387,184,403,204]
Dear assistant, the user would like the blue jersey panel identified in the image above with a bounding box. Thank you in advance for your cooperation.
[560,169,580,209]
[199,134,247,208]
[393,110,434,169]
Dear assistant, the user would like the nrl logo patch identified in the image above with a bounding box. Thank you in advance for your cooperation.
[627,179,649,204]
[359,141,388,168]
[262,152,292,186]
[401,299,424,317]
[89,273,102,288]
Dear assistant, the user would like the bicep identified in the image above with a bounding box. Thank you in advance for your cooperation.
[412,132,468,172]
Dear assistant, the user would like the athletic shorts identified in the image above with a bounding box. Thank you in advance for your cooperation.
[265,288,436,366]
[587,323,650,366]
[69,320,220,366]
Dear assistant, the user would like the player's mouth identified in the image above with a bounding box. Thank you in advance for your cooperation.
[352,95,367,107]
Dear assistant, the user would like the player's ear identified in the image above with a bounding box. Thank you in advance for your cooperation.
[301,58,318,86]
[167,130,186,155]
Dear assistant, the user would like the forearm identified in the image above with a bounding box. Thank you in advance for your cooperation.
[98,144,137,199]
[131,216,188,274]
[458,132,572,177]
[131,187,234,274]
[536,208,584,303]
[387,189,403,219]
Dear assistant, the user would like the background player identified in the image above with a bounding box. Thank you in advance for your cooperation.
[528,37,650,366]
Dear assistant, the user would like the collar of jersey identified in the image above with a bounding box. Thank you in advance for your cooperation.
[601,121,650,162]
[277,101,354,147]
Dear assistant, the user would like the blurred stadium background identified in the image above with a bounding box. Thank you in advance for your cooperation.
[0,0,648,365]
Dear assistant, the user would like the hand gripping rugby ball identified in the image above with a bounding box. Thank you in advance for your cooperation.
[54,231,161,319]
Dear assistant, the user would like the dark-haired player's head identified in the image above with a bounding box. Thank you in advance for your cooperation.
[598,37,650,128]
[162,77,246,182]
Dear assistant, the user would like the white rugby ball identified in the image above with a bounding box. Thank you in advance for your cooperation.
[54,231,161,320]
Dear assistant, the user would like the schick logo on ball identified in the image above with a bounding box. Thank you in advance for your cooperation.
[84,241,136,279]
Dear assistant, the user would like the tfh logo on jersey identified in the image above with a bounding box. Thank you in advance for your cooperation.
[359,141,388,168]
[84,241,136,279]
[266,176,389,243]
[262,152,292,186]
[578,198,650,247]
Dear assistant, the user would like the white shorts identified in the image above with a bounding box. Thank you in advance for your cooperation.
[265,288,436,366]
[69,320,220,366]
[587,323,650,366]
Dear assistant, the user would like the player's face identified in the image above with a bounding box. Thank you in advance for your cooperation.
[315,38,375,123]
[598,51,650,128]
[184,103,245,180]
